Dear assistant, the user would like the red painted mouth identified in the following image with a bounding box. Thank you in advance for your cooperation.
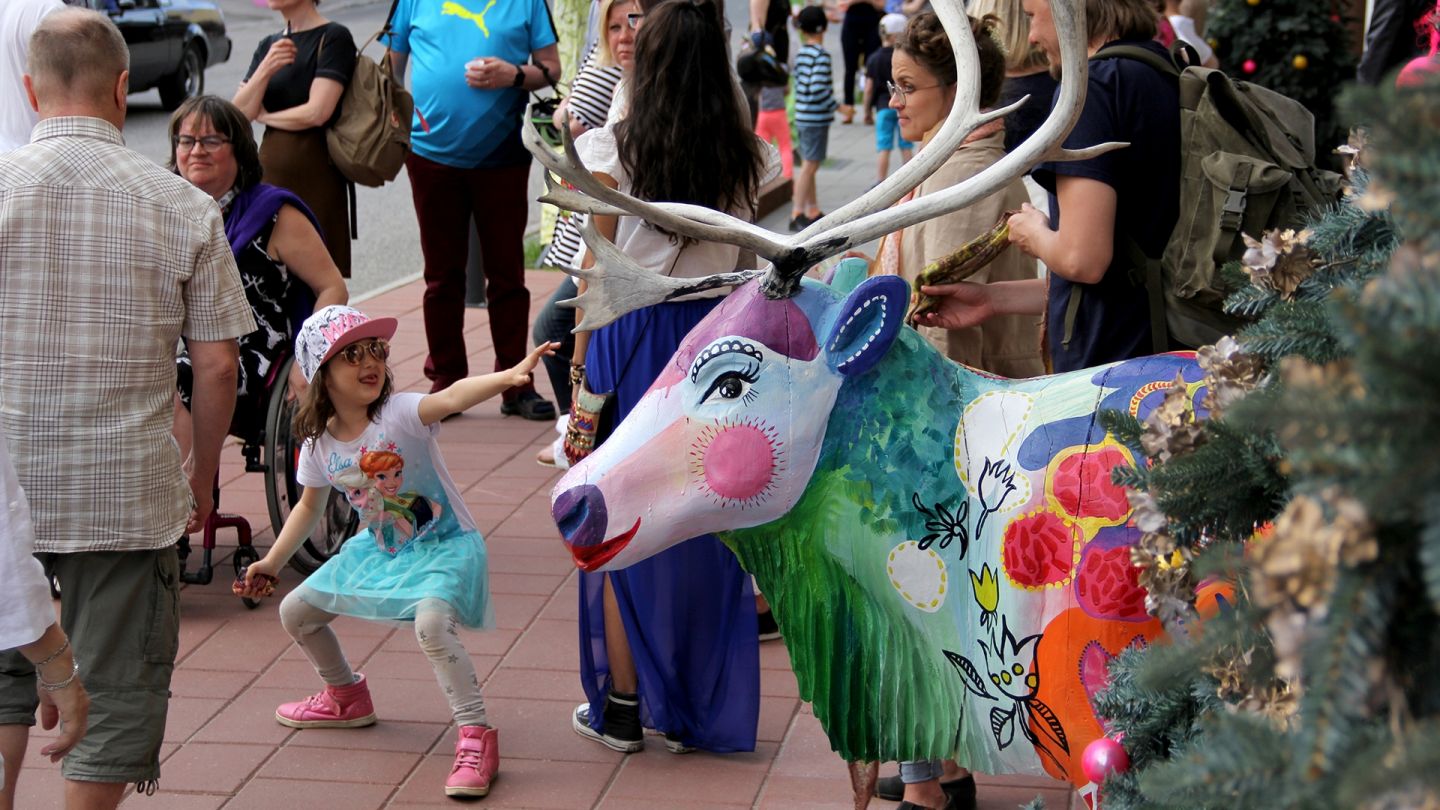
[572,518,640,572]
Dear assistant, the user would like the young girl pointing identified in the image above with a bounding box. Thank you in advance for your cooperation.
[239,305,555,799]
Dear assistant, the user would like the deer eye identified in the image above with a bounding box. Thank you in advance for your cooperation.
[700,367,758,404]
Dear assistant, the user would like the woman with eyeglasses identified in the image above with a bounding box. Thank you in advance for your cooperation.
[167,95,348,467]
[232,0,357,277]
[871,12,1044,381]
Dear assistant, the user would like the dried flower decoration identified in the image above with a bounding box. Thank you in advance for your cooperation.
[1140,374,1206,464]
[1197,336,1264,415]
[1249,488,1377,680]
[1240,228,1318,299]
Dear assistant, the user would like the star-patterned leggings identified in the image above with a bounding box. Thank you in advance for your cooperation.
[279,592,488,727]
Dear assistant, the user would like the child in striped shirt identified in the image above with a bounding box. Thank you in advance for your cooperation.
[791,4,838,231]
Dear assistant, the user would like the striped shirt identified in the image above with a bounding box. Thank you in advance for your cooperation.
[793,42,838,125]
[568,47,624,133]
[0,117,255,553]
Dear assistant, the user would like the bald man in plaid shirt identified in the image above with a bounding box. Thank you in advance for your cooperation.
[0,10,254,808]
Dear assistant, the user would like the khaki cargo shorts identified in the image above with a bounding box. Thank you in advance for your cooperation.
[0,546,180,785]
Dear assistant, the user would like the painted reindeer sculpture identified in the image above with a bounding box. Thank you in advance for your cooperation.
[530,0,1219,803]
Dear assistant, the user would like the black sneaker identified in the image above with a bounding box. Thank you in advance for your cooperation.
[942,775,977,810]
[875,773,903,801]
[572,692,643,753]
[757,609,782,642]
[663,733,696,754]
[875,773,976,808]
[500,390,556,421]
[789,214,808,232]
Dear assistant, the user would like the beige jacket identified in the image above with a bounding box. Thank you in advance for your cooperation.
[874,130,1046,378]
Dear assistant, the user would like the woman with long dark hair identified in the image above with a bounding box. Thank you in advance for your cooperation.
[568,0,770,755]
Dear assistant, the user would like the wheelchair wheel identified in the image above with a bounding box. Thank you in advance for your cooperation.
[264,357,357,576]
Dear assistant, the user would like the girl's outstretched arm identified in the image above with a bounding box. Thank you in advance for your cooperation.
[417,342,561,426]
[240,483,329,596]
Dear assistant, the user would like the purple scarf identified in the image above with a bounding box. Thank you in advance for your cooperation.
[223,183,323,256]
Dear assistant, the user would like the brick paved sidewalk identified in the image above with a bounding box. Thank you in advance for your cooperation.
[15,273,1078,809]
[14,147,1079,810]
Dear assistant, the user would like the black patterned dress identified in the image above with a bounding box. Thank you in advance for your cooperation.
[176,201,294,439]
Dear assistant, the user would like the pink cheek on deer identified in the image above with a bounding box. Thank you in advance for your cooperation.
[701,424,776,501]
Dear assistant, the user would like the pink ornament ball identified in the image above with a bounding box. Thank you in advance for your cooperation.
[1081,736,1131,783]
[1242,59,1258,74]
[1396,55,1440,88]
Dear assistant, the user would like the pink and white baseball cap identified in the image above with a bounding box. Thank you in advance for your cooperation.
[295,305,398,382]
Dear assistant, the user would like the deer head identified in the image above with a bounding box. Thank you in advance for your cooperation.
[522,0,1123,330]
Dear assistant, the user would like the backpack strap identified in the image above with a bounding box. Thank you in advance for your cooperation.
[1120,236,1169,355]
[1093,41,1200,78]
[1091,42,1199,355]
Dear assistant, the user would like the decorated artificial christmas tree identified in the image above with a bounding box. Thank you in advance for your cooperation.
[1081,67,1440,810]
[1207,0,1357,149]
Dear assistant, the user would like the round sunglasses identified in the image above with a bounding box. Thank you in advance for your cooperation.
[336,339,390,365]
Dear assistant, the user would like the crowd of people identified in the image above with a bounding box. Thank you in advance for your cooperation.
[0,0,1432,807]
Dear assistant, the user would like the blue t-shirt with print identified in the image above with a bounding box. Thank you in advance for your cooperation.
[385,0,557,169]
[1032,39,1180,372]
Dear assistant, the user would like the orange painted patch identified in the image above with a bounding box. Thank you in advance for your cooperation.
[1030,607,1163,787]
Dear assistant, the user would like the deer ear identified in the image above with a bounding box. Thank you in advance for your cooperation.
[824,256,870,294]
[824,275,908,378]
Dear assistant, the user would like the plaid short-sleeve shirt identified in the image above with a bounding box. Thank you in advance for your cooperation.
[0,117,256,553]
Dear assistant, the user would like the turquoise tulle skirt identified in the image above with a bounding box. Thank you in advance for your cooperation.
[296,528,493,629]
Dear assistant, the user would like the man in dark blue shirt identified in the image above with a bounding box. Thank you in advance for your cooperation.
[913,0,1181,373]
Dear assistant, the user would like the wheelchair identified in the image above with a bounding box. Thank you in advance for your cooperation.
[177,291,357,608]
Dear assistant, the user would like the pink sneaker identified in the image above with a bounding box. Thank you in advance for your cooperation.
[274,673,377,729]
[445,725,498,798]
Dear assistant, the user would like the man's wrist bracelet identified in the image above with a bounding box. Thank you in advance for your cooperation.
[34,638,70,669]
[38,659,80,692]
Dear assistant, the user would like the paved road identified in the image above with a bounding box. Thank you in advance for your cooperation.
[126,0,491,301]
[126,0,879,299]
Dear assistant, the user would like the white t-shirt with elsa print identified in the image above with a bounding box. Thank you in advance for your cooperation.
[297,392,477,545]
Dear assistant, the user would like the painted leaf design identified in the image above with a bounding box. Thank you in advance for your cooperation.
[1078,640,1113,714]
[990,704,1016,750]
[943,650,994,699]
[1027,698,1071,754]
[938,503,957,525]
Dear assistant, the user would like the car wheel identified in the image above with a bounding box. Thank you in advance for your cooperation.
[159,44,204,111]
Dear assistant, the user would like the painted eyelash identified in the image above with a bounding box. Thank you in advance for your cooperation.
[699,361,761,403]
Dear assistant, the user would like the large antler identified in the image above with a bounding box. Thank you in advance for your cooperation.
[525,0,1123,328]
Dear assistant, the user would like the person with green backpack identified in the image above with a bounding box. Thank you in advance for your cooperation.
[914,0,1179,372]
[916,0,1338,368]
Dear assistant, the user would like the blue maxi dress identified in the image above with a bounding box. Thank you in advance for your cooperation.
[580,298,760,753]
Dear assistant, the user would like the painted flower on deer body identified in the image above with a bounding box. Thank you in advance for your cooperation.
[980,616,1042,701]
[975,457,1018,538]
[970,563,999,628]
[1002,508,1080,590]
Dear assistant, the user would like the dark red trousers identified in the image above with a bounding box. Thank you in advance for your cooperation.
[406,154,535,400]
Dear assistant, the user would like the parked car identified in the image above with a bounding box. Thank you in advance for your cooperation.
[66,0,231,110]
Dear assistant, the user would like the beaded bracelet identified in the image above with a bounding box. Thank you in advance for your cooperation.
[34,638,69,669]
[38,660,80,692]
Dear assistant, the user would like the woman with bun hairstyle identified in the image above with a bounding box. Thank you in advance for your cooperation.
[871,12,1044,380]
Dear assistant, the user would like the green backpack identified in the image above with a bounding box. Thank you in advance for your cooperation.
[1094,44,1342,351]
